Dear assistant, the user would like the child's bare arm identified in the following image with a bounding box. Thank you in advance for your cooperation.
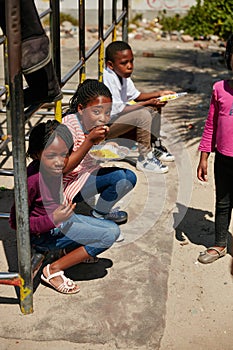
[197,151,210,182]
[136,90,176,101]
[63,125,109,174]
[134,90,176,109]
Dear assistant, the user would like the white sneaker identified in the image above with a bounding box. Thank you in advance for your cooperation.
[115,232,125,242]
[153,141,175,162]
[136,152,168,173]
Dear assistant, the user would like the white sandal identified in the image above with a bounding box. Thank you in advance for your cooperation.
[41,264,80,294]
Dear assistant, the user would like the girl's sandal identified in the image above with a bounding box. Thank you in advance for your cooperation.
[198,246,227,264]
[41,264,80,294]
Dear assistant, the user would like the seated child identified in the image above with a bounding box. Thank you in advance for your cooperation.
[62,79,137,231]
[103,40,175,174]
[9,120,121,294]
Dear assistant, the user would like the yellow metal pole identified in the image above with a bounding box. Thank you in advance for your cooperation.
[98,39,104,82]
[54,99,62,122]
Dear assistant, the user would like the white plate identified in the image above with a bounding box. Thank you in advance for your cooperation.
[89,144,130,161]
[158,92,188,102]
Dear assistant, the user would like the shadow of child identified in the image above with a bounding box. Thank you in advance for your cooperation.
[173,202,232,256]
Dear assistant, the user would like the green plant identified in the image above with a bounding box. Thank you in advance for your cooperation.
[179,0,233,40]
[159,11,182,33]
[159,0,233,40]
[130,13,143,26]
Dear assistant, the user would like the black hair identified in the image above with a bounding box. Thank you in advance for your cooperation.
[105,41,132,63]
[65,79,112,115]
[26,120,74,159]
[225,33,233,70]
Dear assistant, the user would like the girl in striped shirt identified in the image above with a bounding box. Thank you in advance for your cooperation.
[62,79,137,232]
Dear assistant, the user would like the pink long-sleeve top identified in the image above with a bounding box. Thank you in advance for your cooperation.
[198,80,233,156]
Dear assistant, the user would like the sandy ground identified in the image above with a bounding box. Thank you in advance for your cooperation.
[1,36,233,349]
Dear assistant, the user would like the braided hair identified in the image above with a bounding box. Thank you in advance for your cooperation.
[225,33,233,71]
[105,41,132,63]
[65,79,112,116]
[26,120,74,160]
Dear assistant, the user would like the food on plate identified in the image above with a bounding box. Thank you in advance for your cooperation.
[158,92,187,102]
[90,149,119,159]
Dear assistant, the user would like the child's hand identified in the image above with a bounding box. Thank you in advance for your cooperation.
[197,160,208,182]
[86,125,109,144]
[147,97,167,108]
[197,152,209,182]
[53,202,76,225]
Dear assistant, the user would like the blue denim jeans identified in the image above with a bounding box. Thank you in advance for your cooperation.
[73,167,137,214]
[30,213,120,257]
[214,151,233,246]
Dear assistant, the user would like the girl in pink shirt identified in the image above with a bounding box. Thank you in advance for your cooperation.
[197,33,233,264]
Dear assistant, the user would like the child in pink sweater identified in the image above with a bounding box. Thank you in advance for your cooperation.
[197,33,233,264]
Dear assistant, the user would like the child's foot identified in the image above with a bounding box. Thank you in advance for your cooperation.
[197,246,227,264]
[41,264,80,294]
[153,144,175,162]
[136,152,168,173]
[91,208,128,224]
[153,140,175,162]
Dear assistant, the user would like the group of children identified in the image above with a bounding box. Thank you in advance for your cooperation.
[9,40,177,294]
[9,33,233,294]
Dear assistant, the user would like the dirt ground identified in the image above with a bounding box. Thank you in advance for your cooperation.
[1,36,233,349]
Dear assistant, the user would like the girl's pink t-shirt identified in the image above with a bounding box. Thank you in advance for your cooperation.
[199,80,233,156]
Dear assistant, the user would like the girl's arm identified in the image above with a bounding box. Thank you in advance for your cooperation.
[9,182,56,235]
[197,151,210,182]
[63,125,109,175]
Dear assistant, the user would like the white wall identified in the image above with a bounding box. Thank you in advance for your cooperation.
[35,0,197,22]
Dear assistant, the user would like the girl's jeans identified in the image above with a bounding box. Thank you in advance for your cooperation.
[73,167,137,215]
[214,151,233,246]
[31,213,120,257]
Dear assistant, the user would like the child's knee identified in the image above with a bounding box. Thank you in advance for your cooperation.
[103,224,120,246]
[126,169,137,187]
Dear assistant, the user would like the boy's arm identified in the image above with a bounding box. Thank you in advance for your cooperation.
[134,90,176,108]
[136,90,176,100]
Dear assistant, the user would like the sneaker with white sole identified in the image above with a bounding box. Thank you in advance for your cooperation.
[153,140,175,162]
[136,152,168,173]
[91,209,128,225]
[115,232,125,242]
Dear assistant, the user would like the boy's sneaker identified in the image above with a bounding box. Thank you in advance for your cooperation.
[136,152,168,173]
[153,144,175,162]
[91,209,128,225]
[115,232,125,242]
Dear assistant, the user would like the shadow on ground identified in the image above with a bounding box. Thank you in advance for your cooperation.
[174,202,233,256]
